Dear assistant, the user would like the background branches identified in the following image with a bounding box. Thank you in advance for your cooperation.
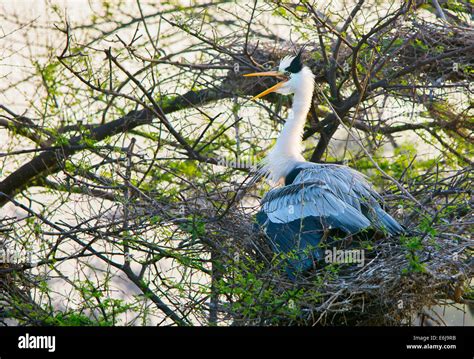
[0,0,472,326]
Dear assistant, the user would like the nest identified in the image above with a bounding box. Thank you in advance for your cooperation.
[198,164,474,326]
[211,210,473,326]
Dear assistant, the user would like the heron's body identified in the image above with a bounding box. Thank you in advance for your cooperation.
[245,50,403,278]
[256,162,403,277]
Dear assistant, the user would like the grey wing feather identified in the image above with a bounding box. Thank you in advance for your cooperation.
[293,164,381,205]
[261,163,403,235]
[261,182,371,232]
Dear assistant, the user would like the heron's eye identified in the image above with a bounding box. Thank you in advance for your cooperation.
[284,71,291,77]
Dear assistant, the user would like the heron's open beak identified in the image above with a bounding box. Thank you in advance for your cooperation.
[243,71,287,100]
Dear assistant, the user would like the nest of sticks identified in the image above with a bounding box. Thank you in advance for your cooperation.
[215,210,473,326]
[206,168,473,326]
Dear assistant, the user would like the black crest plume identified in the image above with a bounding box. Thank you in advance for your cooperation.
[285,47,305,73]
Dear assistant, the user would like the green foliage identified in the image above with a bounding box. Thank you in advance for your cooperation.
[170,160,200,178]
[55,134,70,146]
[351,142,442,188]
[35,61,61,97]
[418,216,438,237]
[70,279,136,325]
[217,259,306,323]
[413,39,429,52]
[464,283,474,301]
[403,254,426,274]
[78,135,97,148]
[179,215,206,241]
[401,235,424,251]
[400,235,426,274]
[44,312,99,326]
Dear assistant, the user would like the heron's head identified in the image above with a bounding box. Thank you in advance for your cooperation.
[243,49,313,100]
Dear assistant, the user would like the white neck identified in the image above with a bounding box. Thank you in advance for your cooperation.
[262,67,315,184]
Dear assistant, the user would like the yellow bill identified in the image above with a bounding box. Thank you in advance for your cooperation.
[243,71,287,100]
[243,71,281,77]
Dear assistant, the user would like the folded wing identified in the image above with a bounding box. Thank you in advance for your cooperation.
[257,164,403,277]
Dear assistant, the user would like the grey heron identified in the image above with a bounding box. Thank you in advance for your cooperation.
[244,49,403,278]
